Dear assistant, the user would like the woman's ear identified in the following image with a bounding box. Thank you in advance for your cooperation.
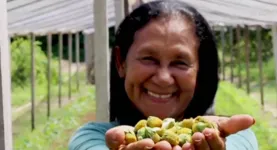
[115,46,126,78]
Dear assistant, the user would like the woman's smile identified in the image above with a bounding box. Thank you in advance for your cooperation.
[143,88,177,103]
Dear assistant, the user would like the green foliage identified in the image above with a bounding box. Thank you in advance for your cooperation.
[215,28,273,65]
[10,38,59,88]
[216,81,277,150]
[13,86,95,150]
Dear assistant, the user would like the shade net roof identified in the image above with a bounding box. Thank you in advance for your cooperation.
[7,0,277,36]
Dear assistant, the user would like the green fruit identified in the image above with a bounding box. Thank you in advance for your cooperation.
[179,118,194,129]
[192,122,208,133]
[162,118,175,129]
[137,127,146,140]
[152,127,165,137]
[161,130,179,146]
[176,128,192,135]
[147,116,163,128]
[179,134,192,146]
[151,133,161,143]
[124,130,137,144]
[134,119,147,132]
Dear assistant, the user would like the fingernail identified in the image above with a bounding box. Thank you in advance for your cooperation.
[145,146,153,150]
[194,139,202,145]
[252,118,256,125]
[204,132,212,140]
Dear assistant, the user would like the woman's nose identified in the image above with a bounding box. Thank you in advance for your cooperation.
[152,67,174,88]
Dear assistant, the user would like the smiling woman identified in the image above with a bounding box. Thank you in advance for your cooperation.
[69,1,258,150]
[116,16,199,120]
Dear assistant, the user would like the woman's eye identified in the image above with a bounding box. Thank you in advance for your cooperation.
[140,56,157,64]
[173,60,187,65]
[143,56,154,60]
[172,61,189,68]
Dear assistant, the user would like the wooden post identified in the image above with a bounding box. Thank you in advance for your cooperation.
[30,33,36,130]
[220,26,226,80]
[0,0,13,149]
[236,25,242,88]
[229,26,234,83]
[94,0,110,122]
[68,33,72,100]
[124,0,129,16]
[272,25,277,107]
[58,33,63,108]
[244,26,250,94]
[75,33,80,91]
[47,34,52,118]
[115,0,125,30]
[257,26,264,107]
[84,33,94,84]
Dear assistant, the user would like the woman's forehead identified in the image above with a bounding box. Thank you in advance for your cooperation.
[133,17,198,47]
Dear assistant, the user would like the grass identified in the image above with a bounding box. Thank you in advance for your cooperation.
[12,71,85,108]
[13,84,95,150]
[216,81,277,150]
[220,56,277,106]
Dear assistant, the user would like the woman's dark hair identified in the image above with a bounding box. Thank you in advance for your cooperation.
[109,0,220,126]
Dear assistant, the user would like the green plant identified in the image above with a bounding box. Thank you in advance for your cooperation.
[13,86,95,150]
[10,38,59,88]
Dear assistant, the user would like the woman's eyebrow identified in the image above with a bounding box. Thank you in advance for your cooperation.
[135,43,160,53]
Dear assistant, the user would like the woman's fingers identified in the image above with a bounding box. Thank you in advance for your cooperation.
[217,114,255,137]
[172,145,183,150]
[182,142,194,150]
[105,125,134,150]
[121,139,155,150]
[203,128,225,150]
[191,132,210,150]
[154,140,172,150]
[203,114,255,137]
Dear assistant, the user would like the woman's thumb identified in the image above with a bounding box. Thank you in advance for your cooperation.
[105,126,134,150]
[218,114,255,137]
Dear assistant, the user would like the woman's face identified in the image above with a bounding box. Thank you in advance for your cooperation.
[118,16,199,119]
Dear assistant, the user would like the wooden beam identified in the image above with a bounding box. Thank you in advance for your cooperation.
[94,0,110,122]
[0,0,13,149]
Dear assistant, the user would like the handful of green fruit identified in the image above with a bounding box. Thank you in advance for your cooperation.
[124,116,219,147]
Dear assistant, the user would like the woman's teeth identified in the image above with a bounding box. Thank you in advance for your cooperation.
[147,91,172,99]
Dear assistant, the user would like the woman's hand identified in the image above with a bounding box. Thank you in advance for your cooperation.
[105,114,255,150]
[188,114,255,150]
[105,125,154,150]
[106,125,188,150]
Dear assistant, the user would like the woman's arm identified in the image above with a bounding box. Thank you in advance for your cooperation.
[225,128,258,150]
[68,122,116,150]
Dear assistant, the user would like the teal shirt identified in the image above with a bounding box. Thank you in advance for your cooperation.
[68,122,258,150]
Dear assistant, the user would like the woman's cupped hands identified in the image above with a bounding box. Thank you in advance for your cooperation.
[105,114,255,150]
